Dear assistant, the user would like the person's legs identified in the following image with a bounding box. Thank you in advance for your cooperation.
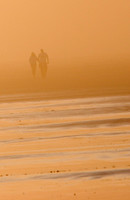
[31,65,36,78]
[40,64,47,79]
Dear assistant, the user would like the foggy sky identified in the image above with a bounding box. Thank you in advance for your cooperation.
[0,0,129,63]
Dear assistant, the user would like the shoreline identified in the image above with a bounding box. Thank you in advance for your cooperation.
[0,87,130,103]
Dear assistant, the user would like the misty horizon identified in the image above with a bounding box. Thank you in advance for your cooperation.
[0,0,129,63]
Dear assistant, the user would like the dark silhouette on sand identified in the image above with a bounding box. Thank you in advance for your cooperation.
[29,52,38,78]
[38,49,49,78]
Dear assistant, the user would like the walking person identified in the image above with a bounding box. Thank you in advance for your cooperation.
[38,49,49,78]
[29,52,38,78]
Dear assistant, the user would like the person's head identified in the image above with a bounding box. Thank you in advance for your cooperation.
[31,52,35,56]
[40,49,44,53]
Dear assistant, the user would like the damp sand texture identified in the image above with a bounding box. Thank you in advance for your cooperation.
[0,94,130,200]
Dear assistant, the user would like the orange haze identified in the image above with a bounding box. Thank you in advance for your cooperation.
[0,0,130,95]
[0,0,129,63]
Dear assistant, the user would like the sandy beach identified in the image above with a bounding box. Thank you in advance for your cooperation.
[0,0,130,199]
[0,92,130,199]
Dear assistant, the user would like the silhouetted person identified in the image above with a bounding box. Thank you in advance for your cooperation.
[38,49,49,78]
[29,52,37,78]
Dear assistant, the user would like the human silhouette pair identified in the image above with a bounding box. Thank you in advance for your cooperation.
[29,49,49,78]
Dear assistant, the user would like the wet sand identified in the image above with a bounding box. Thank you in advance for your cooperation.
[0,93,130,199]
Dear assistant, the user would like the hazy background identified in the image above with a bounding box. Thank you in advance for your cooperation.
[0,0,129,63]
[0,0,130,95]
